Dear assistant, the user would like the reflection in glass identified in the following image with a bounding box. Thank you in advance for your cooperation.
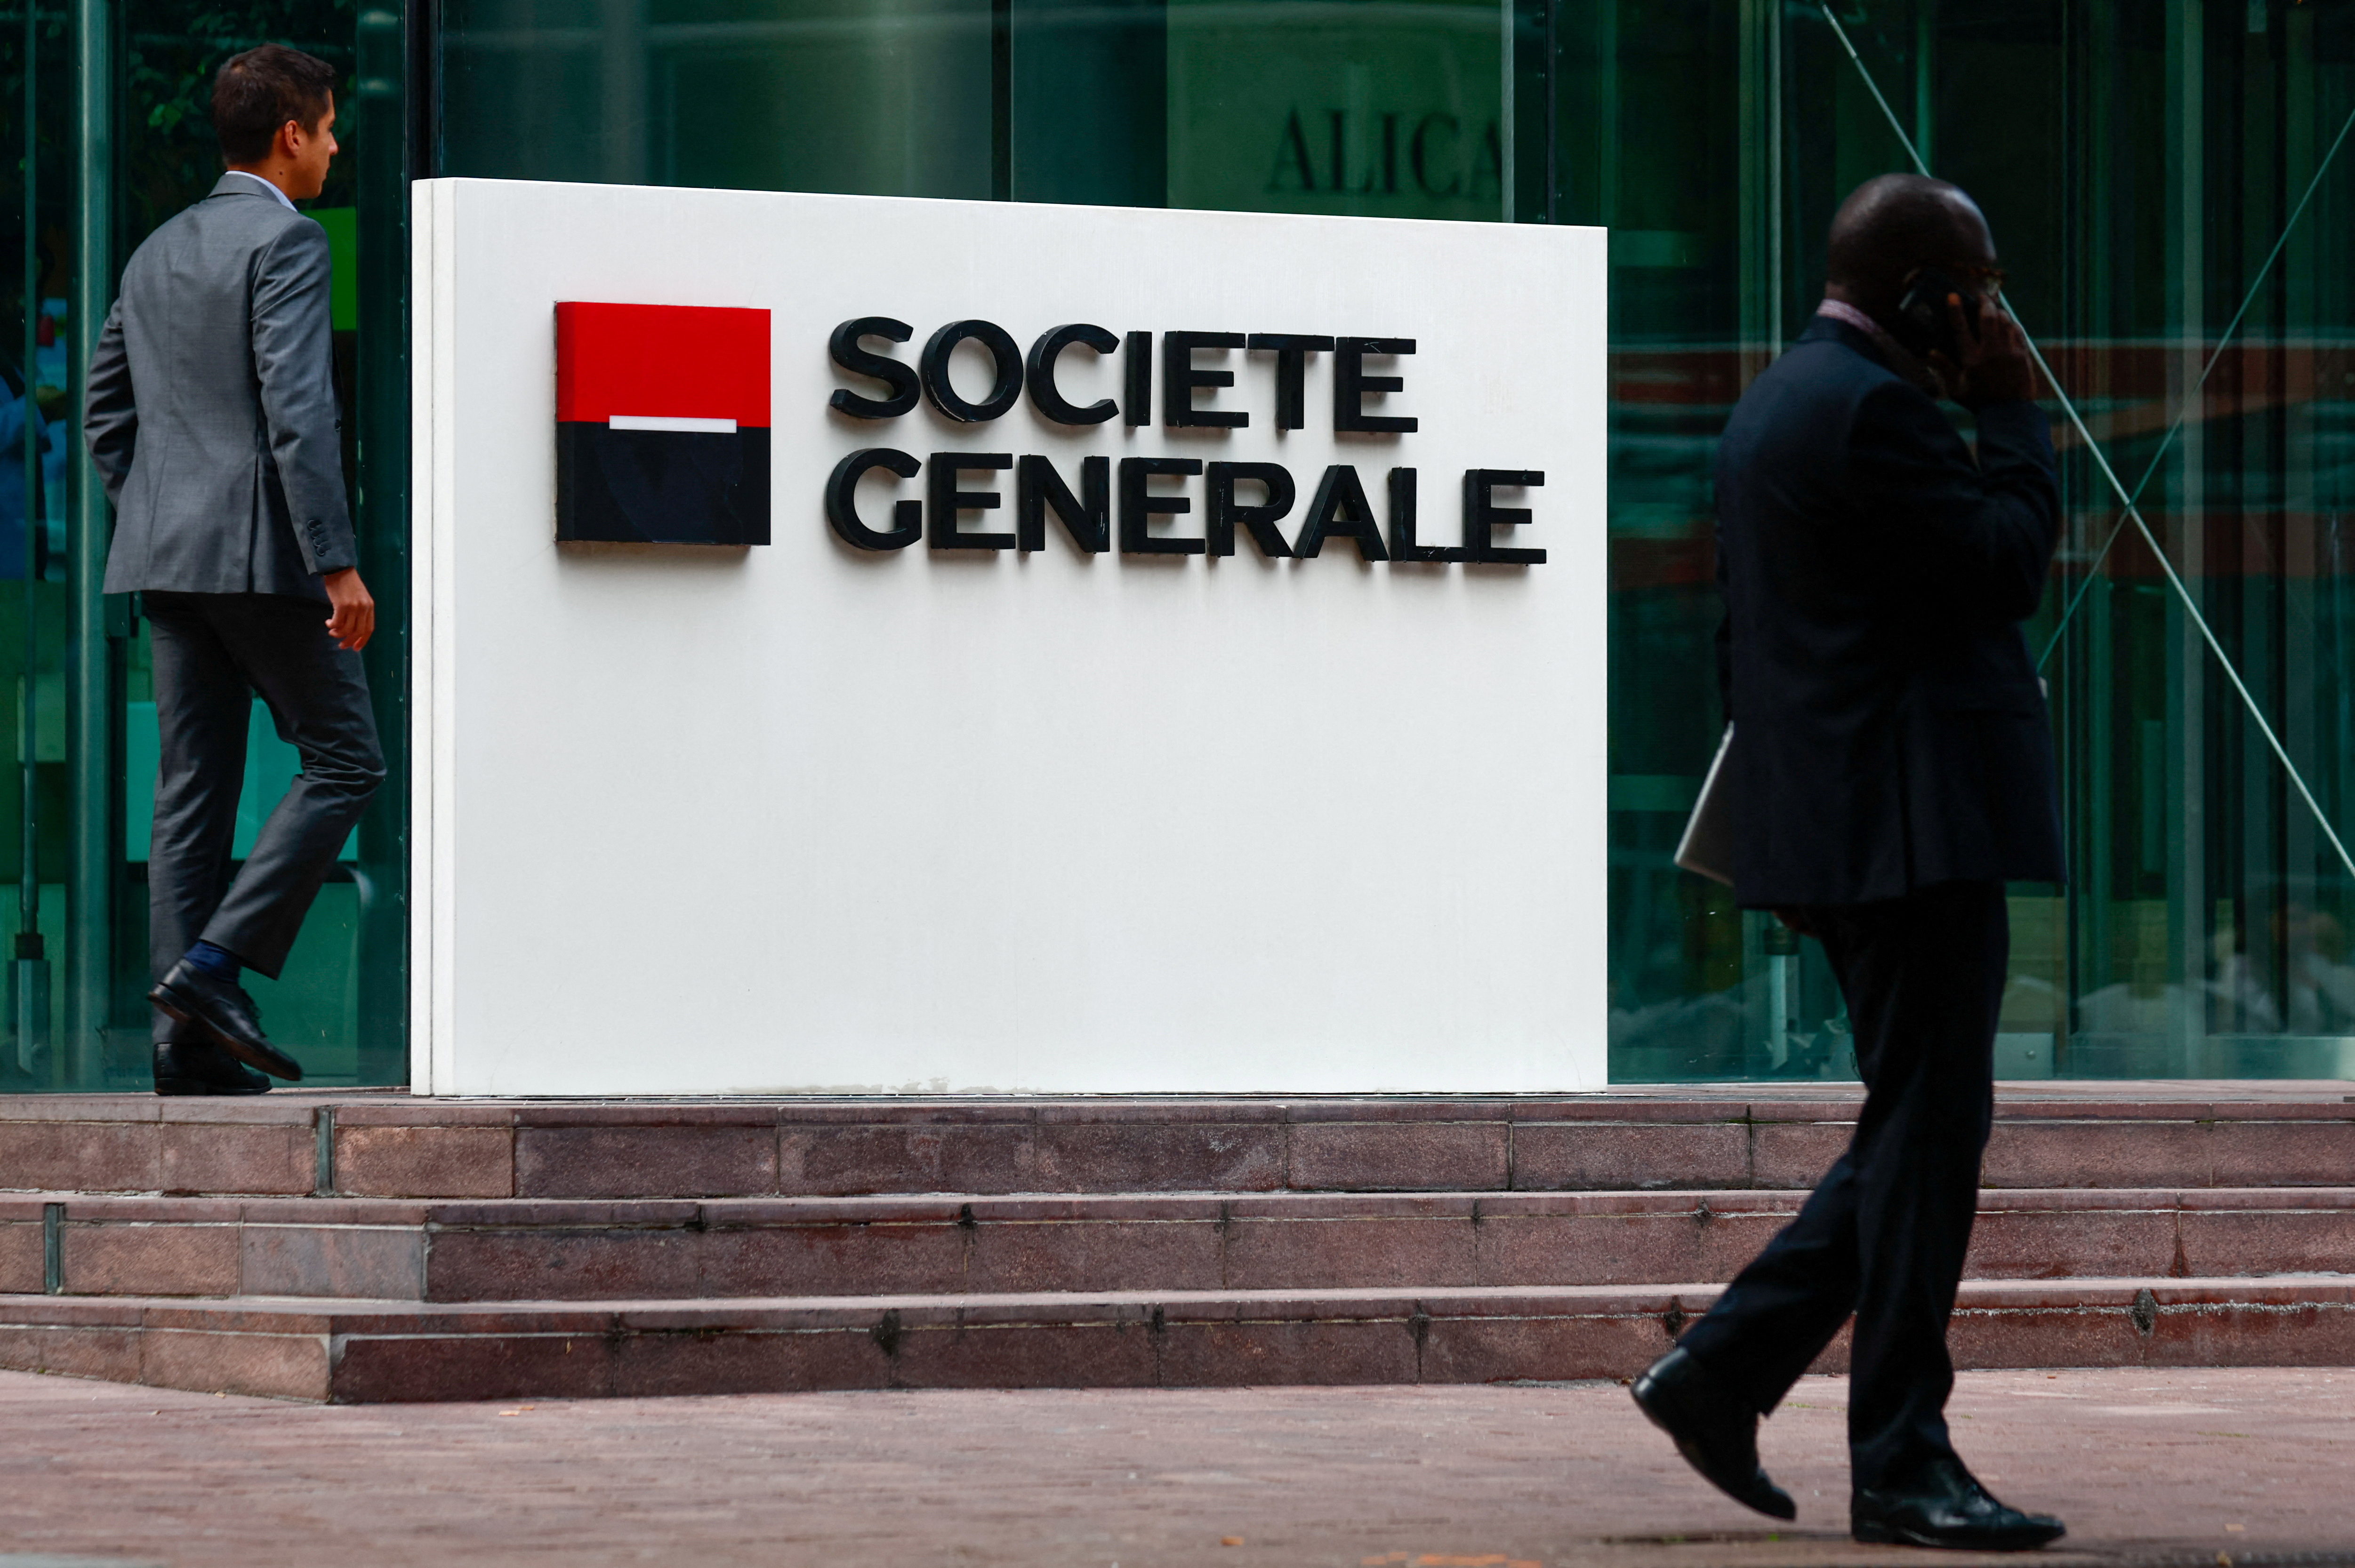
[1606,0,2355,1082]
[444,0,995,196]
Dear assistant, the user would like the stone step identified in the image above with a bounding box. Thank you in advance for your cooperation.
[9,1187,2352,1302]
[1,1275,2346,1403]
[3,1088,2351,1199]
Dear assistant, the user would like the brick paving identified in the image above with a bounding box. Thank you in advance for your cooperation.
[0,1366,2346,1567]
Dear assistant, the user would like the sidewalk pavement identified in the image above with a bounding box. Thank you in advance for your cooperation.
[0,1365,2346,1567]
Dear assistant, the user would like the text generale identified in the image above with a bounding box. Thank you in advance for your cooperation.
[823,318,1544,564]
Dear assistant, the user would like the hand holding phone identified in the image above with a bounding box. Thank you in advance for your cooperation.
[1893,266,1982,363]
[1895,269,2038,408]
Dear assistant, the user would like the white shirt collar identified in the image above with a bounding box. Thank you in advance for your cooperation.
[222,170,298,213]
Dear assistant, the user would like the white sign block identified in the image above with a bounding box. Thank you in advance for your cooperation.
[411,177,1608,1096]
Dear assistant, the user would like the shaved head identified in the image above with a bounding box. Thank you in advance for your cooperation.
[1825,174,1996,324]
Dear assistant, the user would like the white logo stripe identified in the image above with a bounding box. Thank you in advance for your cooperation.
[608,415,738,434]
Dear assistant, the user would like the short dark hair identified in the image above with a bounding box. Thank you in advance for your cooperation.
[1824,173,1983,303]
[211,45,335,164]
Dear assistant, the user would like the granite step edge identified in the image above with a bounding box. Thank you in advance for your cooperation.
[1,1274,2348,1403]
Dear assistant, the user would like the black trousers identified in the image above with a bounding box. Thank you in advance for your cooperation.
[144,592,386,1040]
[1676,878,2006,1493]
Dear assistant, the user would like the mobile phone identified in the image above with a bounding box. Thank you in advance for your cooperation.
[1891,267,1985,364]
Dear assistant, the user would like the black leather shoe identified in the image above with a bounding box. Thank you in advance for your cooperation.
[153,1039,271,1096]
[1630,1346,1796,1520]
[1853,1456,2066,1551]
[149,960,304,1081]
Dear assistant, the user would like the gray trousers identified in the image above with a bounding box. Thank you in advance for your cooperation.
[144,592,385,1041]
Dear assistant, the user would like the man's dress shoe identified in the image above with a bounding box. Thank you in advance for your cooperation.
[153,1039,271,1096]
[1853,1456,2066,1550]
[148,960,304,1081]
[1630,1346,1796,1520]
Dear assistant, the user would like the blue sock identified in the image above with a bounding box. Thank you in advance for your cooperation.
[184,941,241,982]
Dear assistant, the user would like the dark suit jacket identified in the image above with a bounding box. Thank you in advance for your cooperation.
[1713,315,2066,907]
[85,174,356,601]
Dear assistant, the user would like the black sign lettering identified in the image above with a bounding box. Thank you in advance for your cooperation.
[821,321,1544,570]
[1206,461,1296,558]
[1461,469,1545,564]
[1164,331,1249,429]
[921,320,1024,423]
[826,448,923,550]
[827,318,920,420]
[1334,338,1417,433]
[1295,464,1390,561]
[1386,467,1463,562]
[1017,454,1110,553]
[1246,334,1335,432]
[928,452,1016,549]
[1123,331,1153,426]
[1119,456,1206,555]
[1026,325,1120,426]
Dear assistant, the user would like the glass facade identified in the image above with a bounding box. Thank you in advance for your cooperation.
[5,0,2350,1089]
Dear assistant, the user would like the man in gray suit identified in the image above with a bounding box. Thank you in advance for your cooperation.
[84,44,384,1095]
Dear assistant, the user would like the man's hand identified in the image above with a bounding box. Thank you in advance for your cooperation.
[1928,294,2039,409]
[323,568,375,652]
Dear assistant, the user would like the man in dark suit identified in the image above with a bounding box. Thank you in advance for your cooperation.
[84,45,383,1095]
[1630,174,2068,1552]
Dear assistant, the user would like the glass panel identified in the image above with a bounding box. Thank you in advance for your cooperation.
[2032,0,2355,1079]
[0,0,79,1087]
[1007,0,1163,206]
[443,0,1517,211]
[442,0,996,196]
[1165,0,1506,221]
[1602,0,2355,1083]
[1585,1,1801,1080]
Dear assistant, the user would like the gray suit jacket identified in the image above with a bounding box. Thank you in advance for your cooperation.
[85,173,356,601]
